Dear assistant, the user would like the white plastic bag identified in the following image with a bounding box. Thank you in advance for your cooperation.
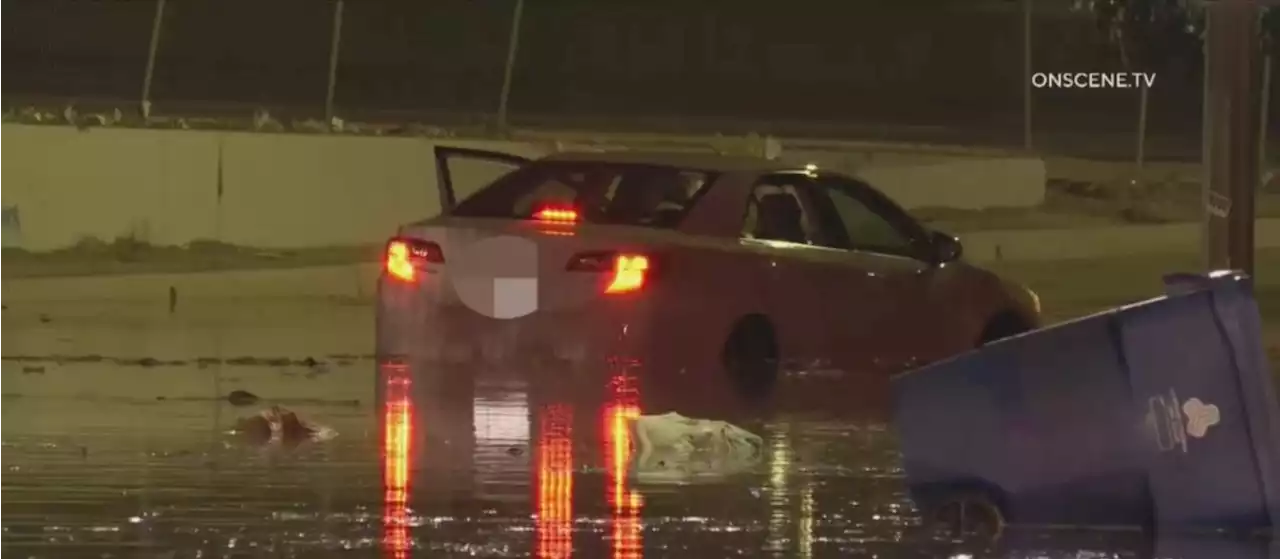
[628,412,764,485]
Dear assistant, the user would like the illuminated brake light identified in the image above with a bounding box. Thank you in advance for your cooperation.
[567,251,655,294]
[605,255,650,294]
[386,241,416,282]
[384,237,444,282]
[534,206,579,223]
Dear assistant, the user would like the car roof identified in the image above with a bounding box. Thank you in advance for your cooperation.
[539,150,801,174]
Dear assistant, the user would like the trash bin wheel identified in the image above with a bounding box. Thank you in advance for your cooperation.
[721,314,779,401]
[928,491,1006,543]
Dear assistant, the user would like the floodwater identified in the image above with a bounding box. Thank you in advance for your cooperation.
[1,271,1269,559]
[1,356,1211,559]
[1,356,919,559]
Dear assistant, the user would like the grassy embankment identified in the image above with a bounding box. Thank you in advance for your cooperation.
[1,238,379,280]
[915,177,1280,233]
[926,181,1280,335]
[926,181,1280,389]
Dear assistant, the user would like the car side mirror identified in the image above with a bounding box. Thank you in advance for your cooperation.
[929,230,963,264]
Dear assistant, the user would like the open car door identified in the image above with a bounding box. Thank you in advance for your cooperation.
[434,146,532,214]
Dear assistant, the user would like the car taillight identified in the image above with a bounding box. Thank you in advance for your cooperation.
[534,205,579,223]
[385,237,444,282]
[567,251,655,295]
[606,255,650,294]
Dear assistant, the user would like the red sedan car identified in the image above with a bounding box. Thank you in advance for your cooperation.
[377,147,1041,400]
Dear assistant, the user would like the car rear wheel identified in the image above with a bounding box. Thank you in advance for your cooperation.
[977,311,1033,347]
[722,315,780,401]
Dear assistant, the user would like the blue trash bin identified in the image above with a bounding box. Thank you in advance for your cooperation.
[989,529,1151,557]
[893,271,1280,536]
[1152,534,1279,559]
[978,530,1273,559]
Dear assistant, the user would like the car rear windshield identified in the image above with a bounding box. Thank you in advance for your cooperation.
[450,162,716,229]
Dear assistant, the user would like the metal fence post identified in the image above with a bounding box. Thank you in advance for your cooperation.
[1203,0,1263,275]
[1261,51,1273,186]
[1136,83,1150,181]
[324,0,345,126]
[496,0,526,133]
[1202,9,1213,269]
[140,0,168,120]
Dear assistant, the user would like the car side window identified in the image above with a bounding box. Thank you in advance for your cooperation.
[813,178,919,257]
[741,176,817,245]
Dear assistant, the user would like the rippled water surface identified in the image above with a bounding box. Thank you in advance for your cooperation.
[2,292,950,559]
[2,360,907,557]
[0,357,1231,559]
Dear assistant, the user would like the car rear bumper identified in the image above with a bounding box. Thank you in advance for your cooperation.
[376,274,658,373]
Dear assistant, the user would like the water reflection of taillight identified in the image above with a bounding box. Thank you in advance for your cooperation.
[383,367,413,559]
[605,374,643,559]
[536,404,573,559]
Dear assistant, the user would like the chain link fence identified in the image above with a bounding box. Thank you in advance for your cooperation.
[4,0,1266,160]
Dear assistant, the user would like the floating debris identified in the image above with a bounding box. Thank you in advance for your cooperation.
[232,406,337,447]
[630,412,765,485]
[226,390,260,407]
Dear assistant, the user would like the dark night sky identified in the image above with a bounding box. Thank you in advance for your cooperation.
[1,0,1228,143]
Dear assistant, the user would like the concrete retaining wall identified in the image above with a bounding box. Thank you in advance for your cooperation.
[524,129,1050,210]
[1,125,552,250]
[777,138,1045,205]
[3,124,1047,250]
[853,158,1045,209]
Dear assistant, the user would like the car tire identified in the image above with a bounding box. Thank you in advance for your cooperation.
[977,311,1032,347]
[926,489,1006,543]
[722,315,780,402]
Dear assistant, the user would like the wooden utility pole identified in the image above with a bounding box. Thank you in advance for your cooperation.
[324,0,345,126]
[140,0,167,120]
[1203,0,1264,275]
[496,0,526,133]
[1023,0,1034,150]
